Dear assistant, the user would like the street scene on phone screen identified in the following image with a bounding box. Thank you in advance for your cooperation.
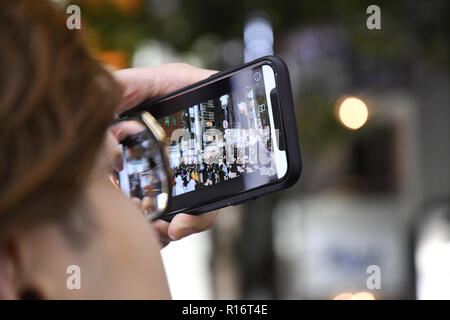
[161,70,278,197]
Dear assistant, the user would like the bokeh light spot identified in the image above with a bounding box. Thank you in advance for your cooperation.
[338,97,369,130]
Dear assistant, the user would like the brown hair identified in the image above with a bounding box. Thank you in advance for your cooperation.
[0,0,122,246]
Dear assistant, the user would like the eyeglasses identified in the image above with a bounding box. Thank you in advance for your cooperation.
[109,111,172,221]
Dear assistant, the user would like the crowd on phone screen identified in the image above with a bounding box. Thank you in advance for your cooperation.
[171,157,265,196]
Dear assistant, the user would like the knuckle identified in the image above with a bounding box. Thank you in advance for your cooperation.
[111,148,122,160]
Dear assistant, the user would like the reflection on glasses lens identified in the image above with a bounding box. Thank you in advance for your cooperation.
[110,119,170,218]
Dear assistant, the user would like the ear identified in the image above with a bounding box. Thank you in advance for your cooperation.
[0,241,18,299]
[0,239,45,300]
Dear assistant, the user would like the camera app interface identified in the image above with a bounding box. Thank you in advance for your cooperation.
[159,65,287,197]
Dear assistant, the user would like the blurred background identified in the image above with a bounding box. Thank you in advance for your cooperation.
[55,0,449,299]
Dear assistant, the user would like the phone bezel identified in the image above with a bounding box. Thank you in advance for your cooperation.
[120,55,302,219]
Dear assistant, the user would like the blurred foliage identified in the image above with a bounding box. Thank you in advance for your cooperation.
[67,0,449,162]
[73,0,449,69]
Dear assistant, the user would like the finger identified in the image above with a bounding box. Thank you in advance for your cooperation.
[114,63,217,113]
[168,210,219,241]
[131,197,142,209]
[109,120,145,141]
[104,130,123,171]
[152,63,217,95]
[151,219,172,248]
[142,196,152,210]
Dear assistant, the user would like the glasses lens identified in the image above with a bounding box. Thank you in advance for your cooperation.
[110,119,170,217]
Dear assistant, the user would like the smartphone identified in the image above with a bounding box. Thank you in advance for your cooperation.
[120,55,302,219]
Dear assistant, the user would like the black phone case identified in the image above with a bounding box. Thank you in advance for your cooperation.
[121,55,302,221]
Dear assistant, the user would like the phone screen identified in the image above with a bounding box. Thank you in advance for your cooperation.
[155,64,288,198]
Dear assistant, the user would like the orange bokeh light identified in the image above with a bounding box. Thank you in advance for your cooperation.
[338,97,369,130]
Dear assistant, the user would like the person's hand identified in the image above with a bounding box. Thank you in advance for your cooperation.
[132,196,218,248]
[114,63,216,114]
[110,63,219,247]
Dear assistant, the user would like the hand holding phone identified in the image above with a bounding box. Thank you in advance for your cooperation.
[118,56,302,221]
[110,64,220,244]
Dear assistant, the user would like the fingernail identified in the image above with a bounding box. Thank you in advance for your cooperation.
[170,228,196,241]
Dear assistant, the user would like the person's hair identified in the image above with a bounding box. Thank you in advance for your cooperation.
[0,0,122,247]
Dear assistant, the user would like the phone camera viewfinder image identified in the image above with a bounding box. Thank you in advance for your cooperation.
[156,64,288,199]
